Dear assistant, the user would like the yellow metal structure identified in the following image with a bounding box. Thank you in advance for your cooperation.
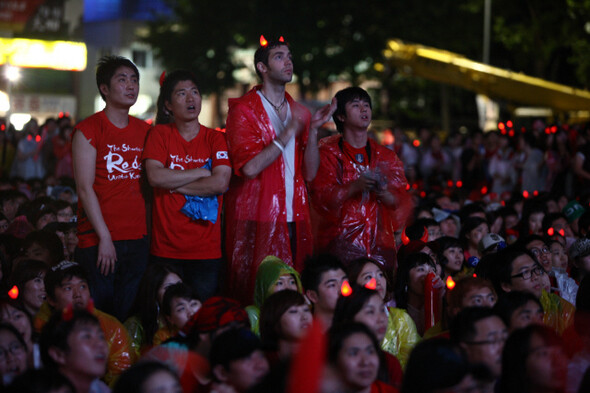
[383,39,590,114]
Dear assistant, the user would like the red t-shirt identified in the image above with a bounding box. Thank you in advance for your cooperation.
[142,123,230,259]
[75,111,149,248]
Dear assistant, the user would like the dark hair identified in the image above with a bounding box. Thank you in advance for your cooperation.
[402,338,481,393]
[332,87,372,133]
[459,216,488,247]
[300,254,345,293]
[112,361,179,393]
[332,285,381,327]
[394,253,436,309]
[127,263,182,346]
[210,327,263,372]
[345,257,391,301]
[5,368,75,393]
[161,282,200,317]
[39,310,100,369]
[0,322,27,352]
[9,259,48,289]
[488,246,539,295]
[449,307,501,344]
[436,236,464,267]
[327,321,380,365]
[499,325,563,393]
[447,276,496,311]
[259,290,306,351]
[253,38,290,80]
[44,262,90,302]
[155,70,200,125]
[458,203,486,223]
[96,55,139,101]
[494,291,542,329]
[519,200,547,236]
[0,297,35,339]
[542,212,568,235]
[21,230,65,266]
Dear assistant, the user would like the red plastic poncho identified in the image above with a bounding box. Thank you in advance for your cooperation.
[310,135,412,270]
[225,86,313,304]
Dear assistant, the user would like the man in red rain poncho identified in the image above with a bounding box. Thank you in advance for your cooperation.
[224,36,335,304]
[310,87,412,271]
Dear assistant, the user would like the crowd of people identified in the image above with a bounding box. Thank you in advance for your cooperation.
[0,36,589,393]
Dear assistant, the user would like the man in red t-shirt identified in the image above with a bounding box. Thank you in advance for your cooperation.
[73,55,150,321]
[143,70,231,300]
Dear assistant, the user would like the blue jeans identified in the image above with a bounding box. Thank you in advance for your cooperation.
[149,255,224,301]
[75,236,149,321]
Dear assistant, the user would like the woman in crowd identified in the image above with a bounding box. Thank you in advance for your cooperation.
[459,216,489,263]
[0,298,40,369]
[124,262,183,358]
[345,257,419,367]
[8,259,47,317]
[500,324,567,393]
[0,323,28,387]
[259,290,312,364]
[328,322,397,393]
[245,255,303,335]
[333,284,403,388]
[113,360,182,393]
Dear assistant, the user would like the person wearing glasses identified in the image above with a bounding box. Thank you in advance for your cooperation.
[492,245,575,335]
[0,323,28,387]
[450,307,507,391]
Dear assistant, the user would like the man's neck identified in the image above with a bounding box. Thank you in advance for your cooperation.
[313,308,334,332]
[104,104,130,129]
[260,81,286,106]
[343,128,368,149]
[175,119,201,142]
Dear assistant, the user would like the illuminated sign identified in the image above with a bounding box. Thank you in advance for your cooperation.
[0,38,86,71]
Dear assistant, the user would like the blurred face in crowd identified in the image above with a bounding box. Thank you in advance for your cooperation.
[273,274,297,293]
[461,316,507,378]
[24,242,52,265]
[0,328,27,382]
[166,297,202,330]
[23,273,46,314]
[217,350,269,392]
[528,212,544,235]
[427,225,442,242]
[56,206,75,223]
[526,239,552,273]
[502,255,544,298]
[157,273,182,305]
[354,294,388,342]
[142,370,182,393]
[467,223,489,248]
[336,332,379,391]
[0,305,32,345]
[509,300,544,331]
[549,242,568,270]
[49,276,91,310]
[462,286,496,309]
[307,269,348,314]
[525,333,567,393]
[408,263,435,297]
[279,304,312,342]
[356,262,387,300]
[440,217,458,237]
[36,213,56,230]
[443,246,464,273]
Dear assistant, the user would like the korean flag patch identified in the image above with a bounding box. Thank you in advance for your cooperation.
[217,151,229,160]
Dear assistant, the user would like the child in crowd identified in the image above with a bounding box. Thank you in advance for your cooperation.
[161,282,202,336]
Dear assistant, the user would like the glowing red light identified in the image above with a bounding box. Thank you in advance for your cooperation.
[420,191,426,198]
[0,125,5,131]
[501,129,507,135]
[509,130,515,137]
[456,180,463,188]
[480,186,488,195]
[506,120,513,128]
[58,111,64,118]
[341,281,352,297]
[498,122,505,130]
[559,229,565,237]
[364,278,377,290]
[547,227,555,236]
[533,190,538,196]
[35,135,41,142]
[545,128,551,135]
[27,135,32,141]
[523,190,529,198]
[406,184,410,191]
[412,183,418,189]
[402,229,410,245]
[145,119,153,125]
[8,285,18,299]
[412,140,420,147]
[279,36,285,42]
[521,127,526,133]
[260,35,268,47]
[447,180,453,188]
[446,276,456,290]
[473,273,477,278]
[551,126,558,133]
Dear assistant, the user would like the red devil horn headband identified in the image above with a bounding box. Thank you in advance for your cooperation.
[260,35,268,47]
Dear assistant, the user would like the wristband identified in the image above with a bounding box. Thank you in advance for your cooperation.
[272,139,285,153]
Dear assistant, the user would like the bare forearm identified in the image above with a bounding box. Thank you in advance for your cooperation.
[175,176,227,196]
[147,166,211,189]
[303,128,319,182]
[241,142,283,179]
[77,185,111,241]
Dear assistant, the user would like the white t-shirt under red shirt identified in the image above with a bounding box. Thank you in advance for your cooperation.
[142,123,230,260]
[75,111,150,248]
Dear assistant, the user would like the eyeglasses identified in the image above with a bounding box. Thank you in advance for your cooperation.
[529,247,550,256]
[511,266,545,280]
[0,342,25,362]
[464,333,508,347]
